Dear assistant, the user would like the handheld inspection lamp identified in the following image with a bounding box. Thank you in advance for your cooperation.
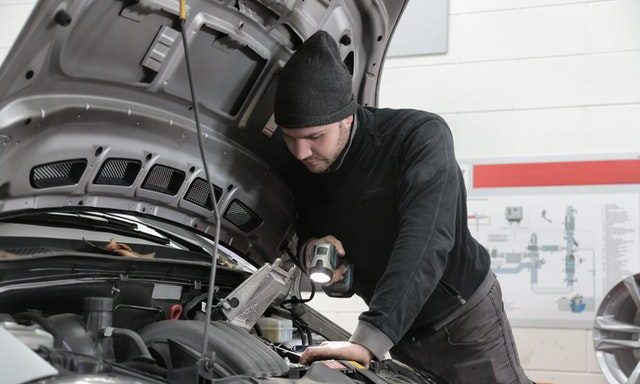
[309,243,338,284]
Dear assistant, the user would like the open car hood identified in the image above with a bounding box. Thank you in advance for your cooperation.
[0,0,408,265]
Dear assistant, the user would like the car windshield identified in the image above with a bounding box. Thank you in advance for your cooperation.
[0,209,256,273]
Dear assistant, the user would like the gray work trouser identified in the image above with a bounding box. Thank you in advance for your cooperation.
[390,274,531,384]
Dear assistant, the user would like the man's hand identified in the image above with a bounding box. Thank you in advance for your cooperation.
[300,341,373,367]
[303,235,348,284]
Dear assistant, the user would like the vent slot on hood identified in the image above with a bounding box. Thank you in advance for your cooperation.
[141,165,185,196]
[30,159,87,189]
[224,199,262,232]
[94,158,142,186]
[184,178,223,210]
[164,26,266,116]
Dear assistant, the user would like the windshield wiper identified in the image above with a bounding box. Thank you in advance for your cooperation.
[61,212,212,254]
[3,212,170,245]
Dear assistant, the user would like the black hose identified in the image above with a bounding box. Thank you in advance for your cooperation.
[304,323,313,346]
[290,313,315,346]
[183,292,209,317]
[294,324,307,345]
[102,327,154,361]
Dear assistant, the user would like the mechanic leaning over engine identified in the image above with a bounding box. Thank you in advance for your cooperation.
[273,31,532,384]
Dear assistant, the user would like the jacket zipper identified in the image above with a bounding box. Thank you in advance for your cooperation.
[438,280,467,305]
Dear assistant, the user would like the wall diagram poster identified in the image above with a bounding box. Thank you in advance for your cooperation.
[462,158,640,328]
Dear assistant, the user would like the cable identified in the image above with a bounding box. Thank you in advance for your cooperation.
[179,0,221,374]
[294,323,307,346]
[290,314,313,346]
[278,244,316,344]
[280,243,315,305]
[280,284,315,306]
[281,276,315,305]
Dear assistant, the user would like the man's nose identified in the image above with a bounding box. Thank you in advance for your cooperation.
[293,141,312,160]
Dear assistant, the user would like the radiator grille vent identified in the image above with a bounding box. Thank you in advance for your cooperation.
[184,178,223,210]
[94,158,141,186]
[141,165,185,195]
[224,199,262,232]
[30,159,87,189]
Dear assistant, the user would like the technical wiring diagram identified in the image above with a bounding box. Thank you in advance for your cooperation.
[467,193,639,326]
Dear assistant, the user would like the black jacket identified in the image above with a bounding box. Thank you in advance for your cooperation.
[292,106,491,346]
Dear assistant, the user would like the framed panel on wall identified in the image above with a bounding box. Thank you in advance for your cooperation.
[460,154,640,329]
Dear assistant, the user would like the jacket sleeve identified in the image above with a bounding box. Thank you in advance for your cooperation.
[350,117,459,358]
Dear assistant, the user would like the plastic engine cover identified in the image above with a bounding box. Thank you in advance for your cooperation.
[139,320,288,377]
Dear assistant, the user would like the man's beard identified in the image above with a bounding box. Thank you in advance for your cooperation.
[303,157,332,173]
[303,122,350,173]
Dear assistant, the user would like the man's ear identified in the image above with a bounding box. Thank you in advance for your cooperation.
[342,114,354,128]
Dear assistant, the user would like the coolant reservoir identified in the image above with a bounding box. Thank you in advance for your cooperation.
[0,322,54,349]
[256,316,293,343]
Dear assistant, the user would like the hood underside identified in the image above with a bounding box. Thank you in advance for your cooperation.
[0,0,407,264]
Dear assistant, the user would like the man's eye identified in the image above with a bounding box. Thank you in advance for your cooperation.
[309,135,322,140]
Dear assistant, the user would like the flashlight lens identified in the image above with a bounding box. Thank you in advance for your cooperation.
[310,271,331,284]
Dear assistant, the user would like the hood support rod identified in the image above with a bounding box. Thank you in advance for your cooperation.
[179,0,220,380]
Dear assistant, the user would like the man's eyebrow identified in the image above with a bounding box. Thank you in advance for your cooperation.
[281,130,322,139]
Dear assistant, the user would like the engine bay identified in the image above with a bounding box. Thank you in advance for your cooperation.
[0,256,445,384]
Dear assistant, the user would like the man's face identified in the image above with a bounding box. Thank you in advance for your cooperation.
[281,115,353,174]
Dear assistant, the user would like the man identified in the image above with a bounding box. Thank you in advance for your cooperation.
[274,31,531,384]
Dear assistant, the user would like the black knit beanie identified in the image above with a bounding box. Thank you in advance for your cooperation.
[274,30,357,128]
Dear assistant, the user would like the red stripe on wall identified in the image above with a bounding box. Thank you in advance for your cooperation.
[473,160,640,188]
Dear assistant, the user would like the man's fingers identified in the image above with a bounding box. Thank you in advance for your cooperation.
[318,235,345,256]
[324,275,344,286]
[301,345,334,364]
[327,264,348,284]
[299,347,317,365]
[299,342,372,367]
[300,347,345,365]
[304,235,346,271]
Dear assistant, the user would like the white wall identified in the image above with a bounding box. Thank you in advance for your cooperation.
[320,1,638,383]
[0,0,34,65]
[381,0,640,160]
[2,0,639,383]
